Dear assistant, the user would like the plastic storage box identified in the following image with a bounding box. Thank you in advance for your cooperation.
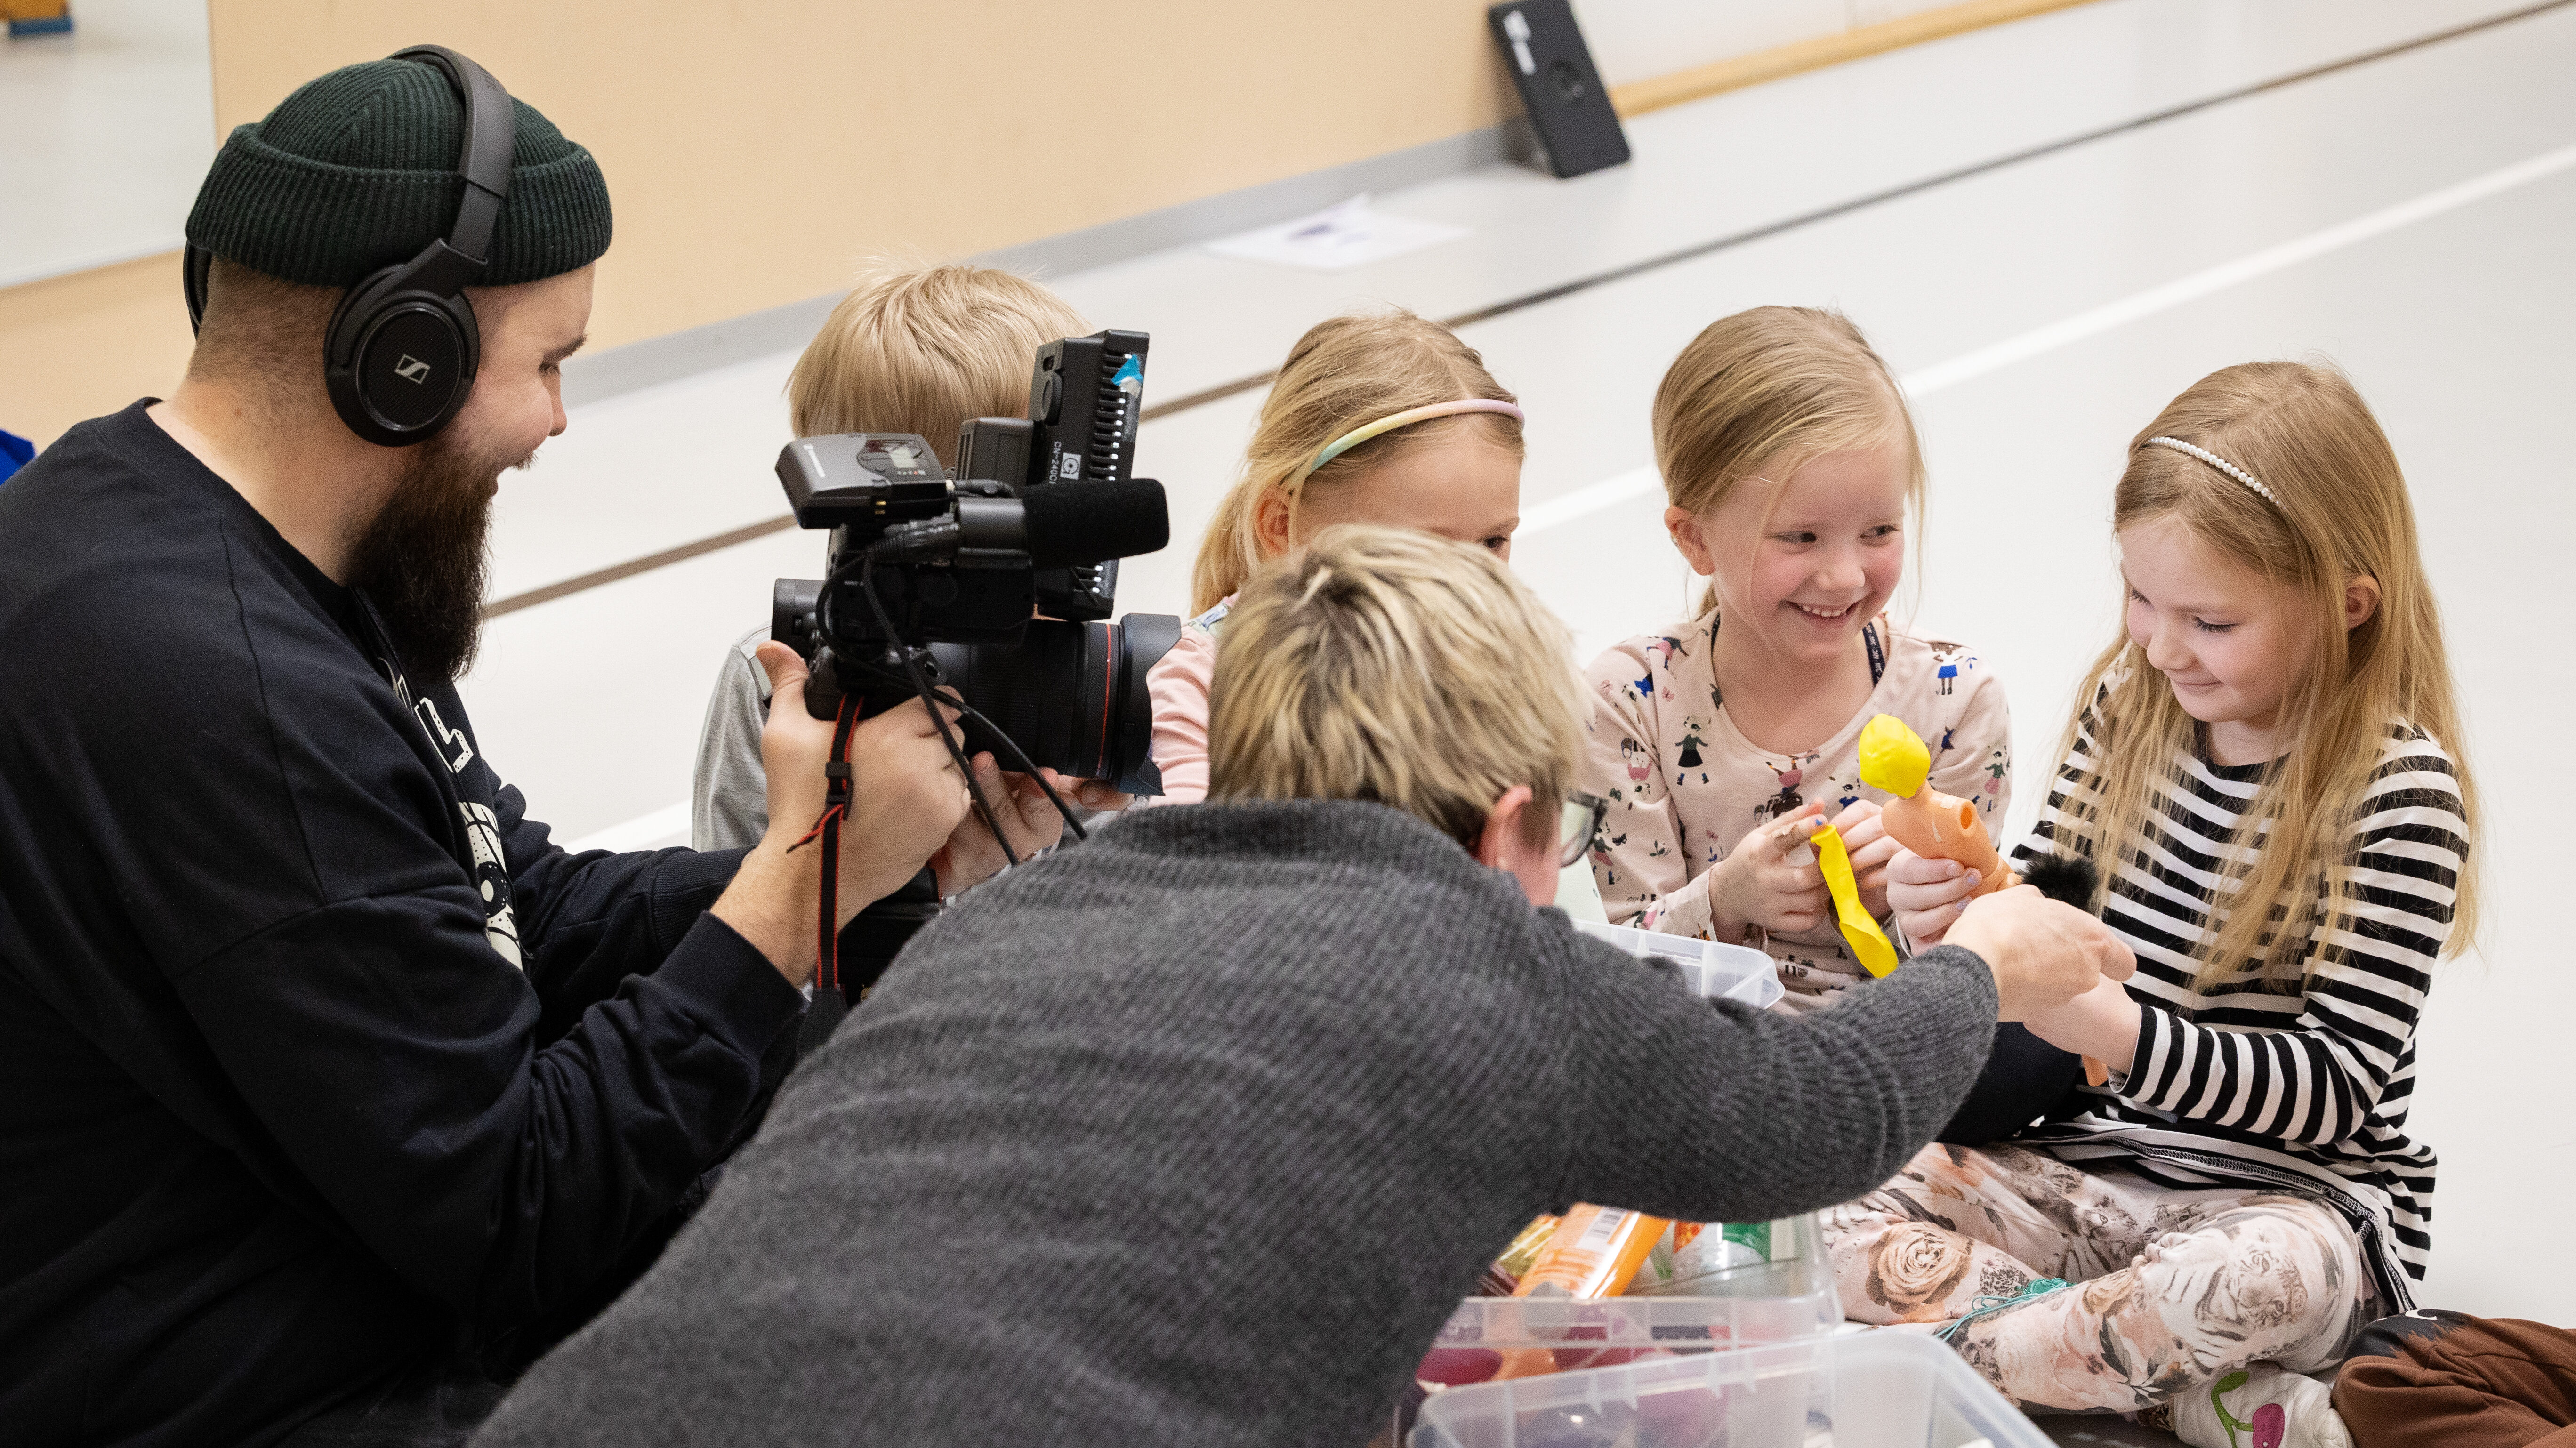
[1425,1212,1839,1366]
[1398,1214,1841,1442]
[1411,1329,2050,1448]
[1385,923,1803,1441]
[1572,919,1782,1012]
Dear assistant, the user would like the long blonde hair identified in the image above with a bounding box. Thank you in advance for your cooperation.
[1209,524,1585,850]
[2061,361,2480,987]
[1190,309,1522,615]
[1650,306,1924,617]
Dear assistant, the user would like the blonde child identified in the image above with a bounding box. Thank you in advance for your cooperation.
[1583,306,2011,1006]
[1844,361,2478,1445]
[1146,309,1524,804]
[691,263,1113,855]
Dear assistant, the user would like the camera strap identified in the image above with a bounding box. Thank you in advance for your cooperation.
[808,694,861,996]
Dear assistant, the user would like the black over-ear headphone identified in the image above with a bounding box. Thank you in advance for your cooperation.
[184,45,515,448]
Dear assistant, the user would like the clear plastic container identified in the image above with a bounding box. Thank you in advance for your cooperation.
[1424,1214,1838,1367]
[1399,1214,1842,1442]
[1410,1329,2052,1448]
[1386,933,1804,1441]
[1572,919,1782,1012]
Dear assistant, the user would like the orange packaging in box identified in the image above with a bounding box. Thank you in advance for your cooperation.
[1490,1204,1667,1381]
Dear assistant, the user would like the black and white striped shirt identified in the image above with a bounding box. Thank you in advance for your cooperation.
[2011,715,2466,1310]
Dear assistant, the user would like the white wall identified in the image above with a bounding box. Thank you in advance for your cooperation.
[0,0,217,288]
[1573,0,1964,88]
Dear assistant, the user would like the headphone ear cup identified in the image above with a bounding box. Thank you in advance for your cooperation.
[325,267,481,448]
[183,246,211,336]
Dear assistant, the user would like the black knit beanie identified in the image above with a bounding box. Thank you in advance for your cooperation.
[185,56,612,288]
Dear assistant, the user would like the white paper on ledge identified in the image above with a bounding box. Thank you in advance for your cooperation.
[1203,195,1470,272]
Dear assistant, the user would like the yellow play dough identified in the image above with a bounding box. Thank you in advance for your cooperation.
[1856,714,1931,799]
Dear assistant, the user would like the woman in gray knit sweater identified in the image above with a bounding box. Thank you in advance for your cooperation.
[474,526,2126,1448]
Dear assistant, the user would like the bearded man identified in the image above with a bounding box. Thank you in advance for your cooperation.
[0,52,1005,1448]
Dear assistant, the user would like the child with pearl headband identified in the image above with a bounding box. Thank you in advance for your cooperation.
[1147,309,1526,804]
[1849,360,2481,1446]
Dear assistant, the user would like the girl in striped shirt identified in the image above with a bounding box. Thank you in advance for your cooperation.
[1827,361,2479,1447]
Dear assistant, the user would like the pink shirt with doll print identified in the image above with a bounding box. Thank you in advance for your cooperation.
[1580,612,2010,1008]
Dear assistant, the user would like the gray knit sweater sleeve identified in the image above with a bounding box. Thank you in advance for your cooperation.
[1544,922,1997,1220]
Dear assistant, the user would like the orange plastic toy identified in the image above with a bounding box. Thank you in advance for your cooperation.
[1858,715,2105,1086]
[1856,715,2016,898]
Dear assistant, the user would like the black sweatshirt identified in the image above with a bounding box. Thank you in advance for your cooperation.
[0,403,807,1448]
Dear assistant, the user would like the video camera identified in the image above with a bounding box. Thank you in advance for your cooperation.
[770,330,1180,798]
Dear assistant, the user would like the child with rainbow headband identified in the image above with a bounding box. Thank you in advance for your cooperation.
[1147,309,1525,803]
[1844,361,2479,1448]
[1581,306,2014,1009]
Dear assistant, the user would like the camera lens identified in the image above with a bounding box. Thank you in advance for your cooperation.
[927,614,1181,796]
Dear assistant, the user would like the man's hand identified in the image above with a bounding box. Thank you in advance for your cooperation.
[1942,883,2135,1022]
[828,699,976,904]
[757,644,969,906]
[710,644,971,983]
[1886,847,1984,946]
[1827,800,1900,918]
[933,757,1072,897]
[1710,803,1828,938]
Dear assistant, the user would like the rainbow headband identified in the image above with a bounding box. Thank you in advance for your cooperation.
[1288,399,1525,490]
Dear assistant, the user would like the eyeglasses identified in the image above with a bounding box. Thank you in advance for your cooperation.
[1560,791,1606,869]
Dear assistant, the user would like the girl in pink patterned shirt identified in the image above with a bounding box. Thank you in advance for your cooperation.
[1580,307,2012,1007]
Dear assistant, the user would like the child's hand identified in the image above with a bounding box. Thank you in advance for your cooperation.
[1060,777,1133,813]
[1827,800,1900,918]
[2017,970,2142,1073]
[1887,847,1982,946]
[1712,803,1829,938]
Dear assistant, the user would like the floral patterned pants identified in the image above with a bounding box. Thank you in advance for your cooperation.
[1819,1143,2376,1411]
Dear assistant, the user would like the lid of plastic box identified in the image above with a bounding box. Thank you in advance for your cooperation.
[1411,1329,2051,1448]
[1572,919,1783,1012]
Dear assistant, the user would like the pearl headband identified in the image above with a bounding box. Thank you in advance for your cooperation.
[2143,435,2277,505]
[1288,399,1525,490]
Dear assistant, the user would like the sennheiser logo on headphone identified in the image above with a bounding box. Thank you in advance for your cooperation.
[394,355,434,384]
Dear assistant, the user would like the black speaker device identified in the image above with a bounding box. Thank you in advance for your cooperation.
[183,45,515,448]
[1487,0,1631,180]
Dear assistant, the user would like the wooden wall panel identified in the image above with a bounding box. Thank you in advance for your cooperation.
[203,0,1519,363]
[0,251,193,445]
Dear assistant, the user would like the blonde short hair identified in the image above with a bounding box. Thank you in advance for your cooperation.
[788,263,1090,465]
[1208,524,1584,850]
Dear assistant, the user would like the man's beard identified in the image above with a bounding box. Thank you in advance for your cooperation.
[343,428,524,690]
